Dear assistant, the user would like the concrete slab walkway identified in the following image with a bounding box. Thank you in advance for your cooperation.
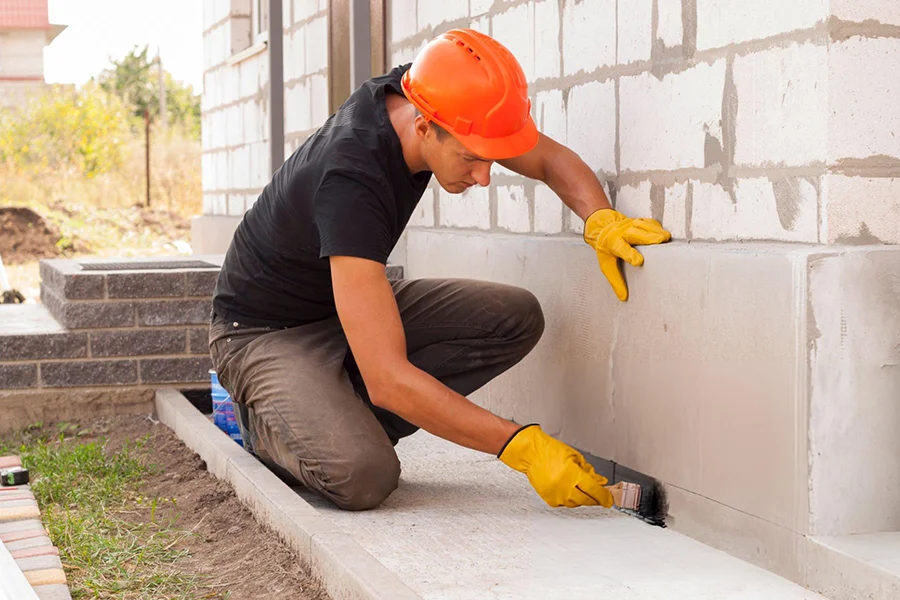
[296,433,827,600]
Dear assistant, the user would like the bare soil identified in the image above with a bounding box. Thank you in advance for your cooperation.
[59,414,329,600]
[0,206,61,264]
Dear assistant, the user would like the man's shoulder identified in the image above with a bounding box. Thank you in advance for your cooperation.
[370,63,411,91]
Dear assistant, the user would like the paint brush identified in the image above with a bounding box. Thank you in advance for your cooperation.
[582,451,669,527]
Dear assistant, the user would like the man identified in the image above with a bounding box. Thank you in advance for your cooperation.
[208,29,670,511]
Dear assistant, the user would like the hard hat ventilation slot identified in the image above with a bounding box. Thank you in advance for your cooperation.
[455,39,482,61]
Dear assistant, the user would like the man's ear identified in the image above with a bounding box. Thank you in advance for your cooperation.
[414,115,431,140]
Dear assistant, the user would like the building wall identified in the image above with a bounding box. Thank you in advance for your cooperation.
[382,0,900,590]
[387,0,900,245]
[0,30,50,108]
[200,0,329,221]
[0,29,45,77]
[198,1,900,244]
[198,2,900,588]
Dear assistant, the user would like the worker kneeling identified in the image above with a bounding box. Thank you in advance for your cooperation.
[208,30,670,511]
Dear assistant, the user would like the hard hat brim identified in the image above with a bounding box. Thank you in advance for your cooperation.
[450,115,540,161]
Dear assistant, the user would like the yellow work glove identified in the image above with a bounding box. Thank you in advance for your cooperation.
[583,208,671,301]
[499,424,614,508]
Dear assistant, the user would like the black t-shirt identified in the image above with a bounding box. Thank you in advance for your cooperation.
[212,64,432,328]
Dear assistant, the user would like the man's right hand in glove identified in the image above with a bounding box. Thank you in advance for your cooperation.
[498,424,614,508]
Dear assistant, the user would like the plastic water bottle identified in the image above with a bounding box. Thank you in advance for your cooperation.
[210,370,243,446]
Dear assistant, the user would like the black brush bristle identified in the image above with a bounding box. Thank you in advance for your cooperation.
[637,479,668,527]
[579,449,669,527]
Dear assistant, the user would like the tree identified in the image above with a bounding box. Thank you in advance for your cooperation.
[0,82,129,177]
[95,45,200,138]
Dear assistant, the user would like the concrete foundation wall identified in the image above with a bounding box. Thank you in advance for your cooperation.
[405,229,900,563]
[808,249,900,536]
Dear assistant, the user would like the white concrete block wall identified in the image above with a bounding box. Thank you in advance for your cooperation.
[695,0,828,51]
[417,0,468,29]
[535,89,566,144]
[390,0,417,42]
[492,3,536,82]
[294,0,326,21]
[439,186,490,229]
[620,60,726,171]
[470,0,492,18]
[663,182,689,239]
[285,28,305,81]
[733,42,828,167]
[534,184,563,234]
[408,190,436,227]
[309,73,329,126]
[825,176,900,243]
[831,0,900,26]
[200,0,900,242]
[534,0,561,79]
[562,0,616,75]
[617,0,653,64]
[828,37,900,162]
[616,181,653,218]
[305,16,329,73]
[566,81,616,174]
[201,0,274,219]
[497,185,530,233]
[657,0,683,48]
[692,178,818,242]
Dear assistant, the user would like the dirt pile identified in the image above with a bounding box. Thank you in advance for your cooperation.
[0,206,61,264]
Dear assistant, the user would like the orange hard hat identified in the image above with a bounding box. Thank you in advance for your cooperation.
[401,29,538,160]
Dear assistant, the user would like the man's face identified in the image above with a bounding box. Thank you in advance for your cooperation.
[419,120,493,194]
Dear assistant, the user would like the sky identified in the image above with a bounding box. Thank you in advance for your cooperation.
[44,0,204,91]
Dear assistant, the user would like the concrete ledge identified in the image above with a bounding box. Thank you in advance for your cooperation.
[806,535,900,600]
[190,215,242,255]
[154,389,422,600]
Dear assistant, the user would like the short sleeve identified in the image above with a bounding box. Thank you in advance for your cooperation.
[314,173,393,264]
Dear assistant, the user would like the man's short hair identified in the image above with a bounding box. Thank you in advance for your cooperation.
[415,109,449,140]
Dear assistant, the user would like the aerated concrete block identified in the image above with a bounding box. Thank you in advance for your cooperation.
[828,37,900,162]
[566,80,616,174]
[620,60,726,171]
[733,42,828,167]
[696,0,827,51]
[563,0,616,75]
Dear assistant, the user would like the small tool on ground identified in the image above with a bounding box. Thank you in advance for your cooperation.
[1,467,30,486]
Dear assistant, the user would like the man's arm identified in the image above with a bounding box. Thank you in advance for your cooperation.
[330,255,616,508]
[500,132,671,301]
[498,133,611,221]
[330,255,520,454]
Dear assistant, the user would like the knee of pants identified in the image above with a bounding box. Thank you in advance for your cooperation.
[327,446,401,511]
[501,287,546,354]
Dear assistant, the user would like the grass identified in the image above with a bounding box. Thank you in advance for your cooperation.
[0,422,220,600]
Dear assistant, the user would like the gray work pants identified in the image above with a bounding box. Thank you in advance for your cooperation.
[208,278,544,511]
